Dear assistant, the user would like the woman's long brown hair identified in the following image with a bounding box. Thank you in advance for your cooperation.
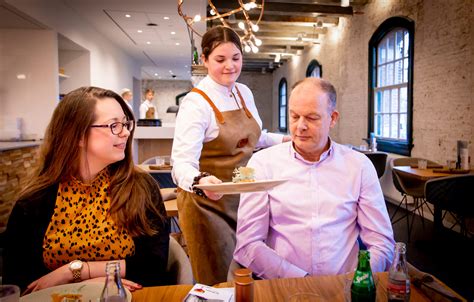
[18,86,164,237]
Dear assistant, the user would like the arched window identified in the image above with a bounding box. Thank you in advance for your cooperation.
[368,17,414,155]
[306,59,322,78]
[278,78,288,132]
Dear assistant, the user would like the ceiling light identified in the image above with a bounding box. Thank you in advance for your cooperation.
[146,41,151,45]
[169,70,173,73]
[238,22,245,30]
[154,73,158,76]
[244,44,251,53]
[341,0,350,7]
[137,30,143,33]
[209,9,216,16]
[163,16,170,20]
[251,23,259,32]
[125,14,131,18]
[254,37,262,46]
[193,14,201,22]
[274,54,281,63]
[171,31,176,35]
[176,42,180,46]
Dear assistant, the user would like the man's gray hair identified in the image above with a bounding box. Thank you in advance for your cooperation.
[292,78,337,112]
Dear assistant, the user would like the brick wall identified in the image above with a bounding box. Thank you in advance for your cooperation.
[272,0,473,163]
[0,146,40,229]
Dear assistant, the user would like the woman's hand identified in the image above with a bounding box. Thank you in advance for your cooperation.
[85,277,142,292]
[24,264,71,294]
[200,175,223,200]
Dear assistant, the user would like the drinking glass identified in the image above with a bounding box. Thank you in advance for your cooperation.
[155,156,165,166]
[418,159,428,169]
[0,285,20,302]
[287,292,320,302]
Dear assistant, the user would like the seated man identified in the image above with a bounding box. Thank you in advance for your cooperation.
[233,78,395,279]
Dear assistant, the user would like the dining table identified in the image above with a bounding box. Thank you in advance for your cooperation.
[392,166,473,230]
[131,271,466,301]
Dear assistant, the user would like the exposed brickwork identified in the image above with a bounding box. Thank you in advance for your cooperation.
[0,146,40,228]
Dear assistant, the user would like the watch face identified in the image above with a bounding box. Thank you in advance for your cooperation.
[70,260,82,270]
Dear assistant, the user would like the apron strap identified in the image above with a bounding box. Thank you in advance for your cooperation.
[191,88,225,124]
[235,86,253,119]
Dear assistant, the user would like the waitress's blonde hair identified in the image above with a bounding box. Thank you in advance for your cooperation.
[18,86,164,236]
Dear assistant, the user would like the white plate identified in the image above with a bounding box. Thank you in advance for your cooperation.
[20,282,132,302]
[194,179,288,194]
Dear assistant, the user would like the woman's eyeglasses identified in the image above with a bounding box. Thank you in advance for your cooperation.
[90,120,135,135]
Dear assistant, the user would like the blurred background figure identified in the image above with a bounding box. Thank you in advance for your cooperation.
[140,88,158,119]
[121,88,133,110]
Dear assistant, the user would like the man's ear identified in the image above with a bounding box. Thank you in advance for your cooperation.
[330,110,339,128]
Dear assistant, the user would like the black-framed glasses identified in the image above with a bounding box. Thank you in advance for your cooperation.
[90,120,135,135]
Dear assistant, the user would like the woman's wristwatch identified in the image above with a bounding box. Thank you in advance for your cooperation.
[69,260,83,282]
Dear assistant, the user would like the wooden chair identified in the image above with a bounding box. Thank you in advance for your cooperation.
[425,174,474,237]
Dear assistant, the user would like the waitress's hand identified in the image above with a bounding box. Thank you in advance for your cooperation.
[200,175,223,200]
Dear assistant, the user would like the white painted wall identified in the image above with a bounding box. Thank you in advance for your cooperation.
[0,29,58,139]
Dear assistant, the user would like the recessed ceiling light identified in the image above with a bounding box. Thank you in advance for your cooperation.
[184,65,188,68]
[163,16,170,20]
[154,73,158,76]
[125,14,131,18]
[146,41,151,45]
[171,31,176,35]
[175,42,180,46]
[169,70,173,73]
[137,30,143,33]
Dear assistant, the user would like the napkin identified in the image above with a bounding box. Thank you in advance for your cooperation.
[408,263,462,302]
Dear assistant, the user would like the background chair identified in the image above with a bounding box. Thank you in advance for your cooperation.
[167,235,194,284]
[425,175,474,238]
[364,152,388,178]
[390,157,440,241]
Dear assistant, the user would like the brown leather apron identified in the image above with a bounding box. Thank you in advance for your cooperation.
[177,87,261,285]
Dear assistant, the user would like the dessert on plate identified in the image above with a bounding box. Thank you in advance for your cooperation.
[232,167,255,183]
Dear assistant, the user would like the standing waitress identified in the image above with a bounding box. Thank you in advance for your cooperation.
[172,26,288,285]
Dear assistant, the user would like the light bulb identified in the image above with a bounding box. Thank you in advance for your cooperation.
[243,3,252,10]
[254,38,262,46]
[209,9,216,16]
[238,22,245,30]
[251,24,259,32]
[274,54,281,63]
[244,44,251,53]
[193,14,201,22]
[341,0,350,7]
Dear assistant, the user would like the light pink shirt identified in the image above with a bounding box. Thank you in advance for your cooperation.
[234,140,395,279]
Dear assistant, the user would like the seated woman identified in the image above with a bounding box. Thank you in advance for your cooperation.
[3,86,170,293]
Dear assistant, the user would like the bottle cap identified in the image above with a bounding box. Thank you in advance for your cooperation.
[234,268,252,278]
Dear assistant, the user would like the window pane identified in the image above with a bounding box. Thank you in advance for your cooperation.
[383,90,390,113]
[394,59,403,84]
[400,87,407,113]
[383,114,390,137]
[378,42,386,64]
[375,91,382,113]
[375,114,382,136]
[391,89,398,113]
[403,30,409,57]
[403,58,409,82]
[387,63,394,86]
[390,114,399,139]
[387,33,395,62]
[399,113,407,140]
[379,65,386,87]
[395,30,404,60]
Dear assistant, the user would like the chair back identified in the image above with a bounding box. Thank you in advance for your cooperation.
[167,236,194,284]
[425,175,474,215]
[364,152,387,178]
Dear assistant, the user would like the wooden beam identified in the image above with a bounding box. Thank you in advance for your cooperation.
[210,1,353,15]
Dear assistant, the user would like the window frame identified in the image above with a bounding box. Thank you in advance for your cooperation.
[368,16,415,156]
[306,59,323,78]
[278,78,288,133]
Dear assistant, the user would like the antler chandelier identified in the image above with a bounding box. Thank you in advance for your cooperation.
[178,0,265,54]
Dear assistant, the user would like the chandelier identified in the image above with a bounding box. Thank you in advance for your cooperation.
[178,0,265,54]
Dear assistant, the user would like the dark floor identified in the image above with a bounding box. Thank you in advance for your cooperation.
[387,202,474,300]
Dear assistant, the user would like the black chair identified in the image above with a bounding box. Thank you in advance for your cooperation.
[425,174,474,238]
[364,152,388,178]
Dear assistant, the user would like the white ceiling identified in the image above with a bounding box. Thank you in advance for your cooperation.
[62,0,206,80]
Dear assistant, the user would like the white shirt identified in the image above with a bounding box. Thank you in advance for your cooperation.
[172,75,284,191]
[234,141,395,279]
[139,100,157,119]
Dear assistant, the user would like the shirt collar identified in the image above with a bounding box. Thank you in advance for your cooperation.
[290,137,334,164]
[204,75,236,95]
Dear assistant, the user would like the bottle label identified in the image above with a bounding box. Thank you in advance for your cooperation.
[387,282,408,294]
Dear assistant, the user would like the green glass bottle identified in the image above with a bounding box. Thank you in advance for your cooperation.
[351,250,376,302]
